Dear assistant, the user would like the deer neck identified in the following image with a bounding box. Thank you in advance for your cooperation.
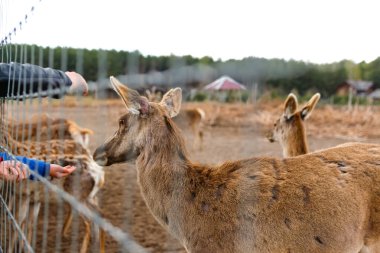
[282,125,309,157]
[135,118,190,235]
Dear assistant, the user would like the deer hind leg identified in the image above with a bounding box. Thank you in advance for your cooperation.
[62,206,73,238]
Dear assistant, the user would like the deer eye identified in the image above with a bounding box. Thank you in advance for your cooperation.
[119,119,125,126]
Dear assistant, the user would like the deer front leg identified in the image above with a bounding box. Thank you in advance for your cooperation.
[80,218,91,253]
[62,206,73,237]
[99,228,106,253]
[88,201,105,253]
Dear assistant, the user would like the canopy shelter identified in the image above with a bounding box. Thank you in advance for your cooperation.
[203,76,247,90]
[202,76,247,102]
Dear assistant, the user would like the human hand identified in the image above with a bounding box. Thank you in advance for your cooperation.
[0,160,28,181]
[65,71,89,96]
[50,164,76,178]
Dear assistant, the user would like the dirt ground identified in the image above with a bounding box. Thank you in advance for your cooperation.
[5,99,380,253]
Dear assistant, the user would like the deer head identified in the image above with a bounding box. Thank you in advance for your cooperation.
[93,76,182,166]
[267,93,320,157]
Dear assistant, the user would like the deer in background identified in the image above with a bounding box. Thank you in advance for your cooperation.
[1,121,105,253]
[145,87,206,150]
[94,76,380,253]
[7,113,94,148]
[173,107,205,150]
[267,93,320,157]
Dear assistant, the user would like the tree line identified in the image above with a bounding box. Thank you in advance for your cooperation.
[6,43,380,98]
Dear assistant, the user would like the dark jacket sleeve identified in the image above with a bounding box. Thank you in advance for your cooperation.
[0,152,51,180]
[0,62,72,99]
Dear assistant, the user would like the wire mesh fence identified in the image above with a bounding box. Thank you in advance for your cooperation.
[3,1,367,253]
[0,0,271,249]
[0,47,152,253]
[1,2,155,252]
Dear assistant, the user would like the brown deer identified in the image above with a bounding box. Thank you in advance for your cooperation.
[7,113,94,148]
[267,93,320,157]
[1,122,105,253]
[173,107,205,150]
[93,76,380,253]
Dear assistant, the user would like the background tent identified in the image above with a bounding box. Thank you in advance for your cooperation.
[203,75,247,90]
[203,75,247,102]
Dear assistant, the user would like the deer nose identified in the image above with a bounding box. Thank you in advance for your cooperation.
[93,146,108,166]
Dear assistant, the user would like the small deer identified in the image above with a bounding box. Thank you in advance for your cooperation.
[267,93,320,157]
[94,77,380,253]
[173,107,205,150]
[145,87,206,149]
[1,123,105,253]
[7,113,94,148]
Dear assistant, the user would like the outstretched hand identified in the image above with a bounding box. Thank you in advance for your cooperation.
[50,164,76,178]
[0,160,28,181]
[65,71,89,96]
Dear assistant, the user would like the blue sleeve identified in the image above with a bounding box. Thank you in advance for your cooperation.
[0,62,72,99]
[0,152,50,180]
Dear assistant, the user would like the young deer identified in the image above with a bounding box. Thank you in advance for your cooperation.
[267,93,320,157]
[7,113,94,148]
[94,77,380,253]
[173,108,205,150]
[1,123,105,253]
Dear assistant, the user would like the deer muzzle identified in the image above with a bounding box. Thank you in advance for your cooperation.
[93,146,108,166]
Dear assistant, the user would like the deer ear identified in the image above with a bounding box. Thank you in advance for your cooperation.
[284,93,298,119]
[109,76,149,115]
[160,88,182,118]
[301,93,320,120]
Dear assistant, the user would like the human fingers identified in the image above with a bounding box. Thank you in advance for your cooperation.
[59,166,76,177]
[50,165,76,178]
[15,162,28,180]
[16,162,29,181]
[9,161,28,181]
[66,72,89,96]
[64,165,76,173]
[0,161,19,181]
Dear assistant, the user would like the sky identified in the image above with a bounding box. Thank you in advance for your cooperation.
[1,0,380,64]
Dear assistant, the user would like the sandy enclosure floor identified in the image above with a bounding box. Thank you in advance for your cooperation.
[4,99,380,253]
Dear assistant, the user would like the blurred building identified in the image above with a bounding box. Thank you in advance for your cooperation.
[336,80,375,97]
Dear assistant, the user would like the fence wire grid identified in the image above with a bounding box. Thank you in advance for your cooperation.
[0,10,149,253]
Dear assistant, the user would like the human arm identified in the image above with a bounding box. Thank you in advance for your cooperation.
[0,62,88,98]
[12,156,76,179]
[0,153,76,180]
[0,152,49,179]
